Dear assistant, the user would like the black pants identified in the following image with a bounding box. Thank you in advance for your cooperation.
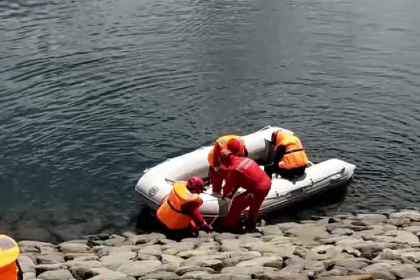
[155,219,197,241]
[265,165,306,179]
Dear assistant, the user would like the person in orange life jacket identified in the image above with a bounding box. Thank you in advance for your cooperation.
[265,130,310,179]
[156,177,212,237]
[218,149,272,231]
[208,137,248,195]
[0,234,23,280]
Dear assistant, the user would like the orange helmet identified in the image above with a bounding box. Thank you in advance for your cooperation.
[186,177,205,193]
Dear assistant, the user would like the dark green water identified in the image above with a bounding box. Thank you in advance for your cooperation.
[1,0,420,242]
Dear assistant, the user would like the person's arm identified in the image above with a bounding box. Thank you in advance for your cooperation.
[222,170,239,198]
[274,145,286,165]
[209,168,223,193]
[181,201,212,230]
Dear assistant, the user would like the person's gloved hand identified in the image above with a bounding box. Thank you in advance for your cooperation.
[190,223,199,234]
[200,222,213,232]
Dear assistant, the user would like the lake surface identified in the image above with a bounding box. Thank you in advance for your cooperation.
[1,0,420,242]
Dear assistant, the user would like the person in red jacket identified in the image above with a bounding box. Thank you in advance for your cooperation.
[218,150,272,231]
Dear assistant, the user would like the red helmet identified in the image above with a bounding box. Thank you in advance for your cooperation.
[186,177,205,193]
[227,138,242,154]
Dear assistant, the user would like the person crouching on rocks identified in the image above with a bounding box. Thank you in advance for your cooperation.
[218,149,272,233]
[156,177,213,239]
[208,136,248,196]
[0,234,23,280]
[265,130,310,179]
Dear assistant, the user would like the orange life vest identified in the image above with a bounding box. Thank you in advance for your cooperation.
[0,235,20,280]
[157,182,203,230]
[208,135,246,170]
[274,133,309,169]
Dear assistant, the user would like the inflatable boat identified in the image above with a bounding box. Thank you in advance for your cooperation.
[135,125,356,222]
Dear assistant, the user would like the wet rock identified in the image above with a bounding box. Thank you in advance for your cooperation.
[37,253,65,264]
[36,263,68,275]
[38,269,74,280]
[363,263,396,280]
[390,264,420,279]
[117,260,162,277]
[60,242,91,254]
[261,225,284,236]
[236,256,283,269]
[176,266,215,275]
[390,211,420,221]
[18,255,36,273]
[139,271,180,280]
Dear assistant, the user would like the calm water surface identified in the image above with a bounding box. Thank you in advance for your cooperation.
[1,0,420,242]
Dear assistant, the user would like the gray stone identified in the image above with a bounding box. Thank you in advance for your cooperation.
[403,226,420,233]
[23,272,36,280]
[139,271,180,280]
[390,264,420,279]
[221,266,279,276]
[131,233,167,245]
[318,267,349,277]
[37,253,65,264]
[73,255,99,262]
[38,269,74,280]
[18,255,36,273]
[220,240,246,252]
[138,245,162,257]
[388,218,411,227]
[334,258,369,271]
[261,225,284,236]
[236,256,283,269]
[306,245,343,260]
[162,242,197,254]
[392,231,419,244]
[214,233,238,242]
[101,251,136,270]
[194,274,250,280]
[363,263,396,280]
[286,225,330,241]
[66,260,103,269]
[176,266,215,275]
[390,211,420,221]
[19,240,55,249]
[222,251,262,267]
[162,254,184,266]
[36,263,68,274]
[355,214,388,224]
[181,258,223,271]
[241,242,278,254]
[317,276,373,280]
[401,252,420,263]
[178,250,218,259]
[117,260,162,277]
[332,228,355,236]
[59,242,91,254]
[180,271,212,279]
[136,253,160,260]
[65,253,98,261]
[153,263,180,273]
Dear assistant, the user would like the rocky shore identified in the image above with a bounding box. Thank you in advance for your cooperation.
[17,209,420,280]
